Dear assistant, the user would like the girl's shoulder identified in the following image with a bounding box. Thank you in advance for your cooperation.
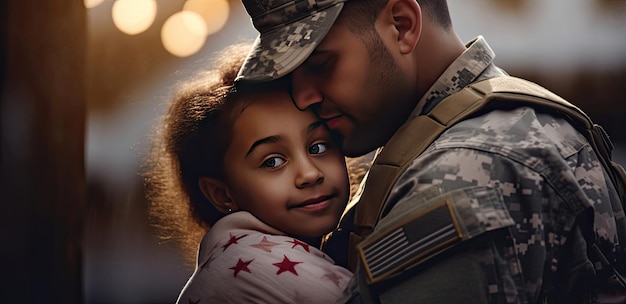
[178,214,352,303]
[199,211,334,266]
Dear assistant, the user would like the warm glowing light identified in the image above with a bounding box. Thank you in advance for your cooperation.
[84,0,106,9]
[112,0,157,35]
[161,11,208,57]
[183,0,230,36]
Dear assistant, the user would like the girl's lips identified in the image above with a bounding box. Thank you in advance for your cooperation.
[292,195,333,210]
[300,199,330,211]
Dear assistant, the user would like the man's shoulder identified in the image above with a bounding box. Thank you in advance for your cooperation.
[388,105,590,203]
[428,105,588,162]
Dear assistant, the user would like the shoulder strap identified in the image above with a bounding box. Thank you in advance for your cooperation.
[349,76,626,270]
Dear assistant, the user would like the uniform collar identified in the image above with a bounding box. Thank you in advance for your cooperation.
[410,36,506,118]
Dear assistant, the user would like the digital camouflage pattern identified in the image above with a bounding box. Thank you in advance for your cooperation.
[359,186,516,284]
[237,0,347,82]
[336,37,626,303]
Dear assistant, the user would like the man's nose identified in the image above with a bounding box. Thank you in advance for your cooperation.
[290,68,323,111]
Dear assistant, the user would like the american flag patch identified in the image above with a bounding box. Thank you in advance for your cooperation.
[357,200,462,283]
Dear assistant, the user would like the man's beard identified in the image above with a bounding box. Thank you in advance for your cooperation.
[342,33,413,157]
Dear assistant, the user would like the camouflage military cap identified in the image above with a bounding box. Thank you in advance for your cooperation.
[236,0,347,82]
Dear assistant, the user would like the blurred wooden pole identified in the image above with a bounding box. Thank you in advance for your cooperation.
[1,0,86,303]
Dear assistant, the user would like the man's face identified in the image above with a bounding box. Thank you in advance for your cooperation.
[290,18,416,157]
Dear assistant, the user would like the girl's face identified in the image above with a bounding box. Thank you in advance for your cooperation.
[222,89,349,238]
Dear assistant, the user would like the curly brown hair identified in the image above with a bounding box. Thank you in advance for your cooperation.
[144,43,252,264]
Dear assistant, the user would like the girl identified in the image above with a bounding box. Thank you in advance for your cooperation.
[145,44,353,303]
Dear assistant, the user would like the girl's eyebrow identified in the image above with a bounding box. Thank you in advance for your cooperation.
[245,120,324,158]
[246,135,280,158]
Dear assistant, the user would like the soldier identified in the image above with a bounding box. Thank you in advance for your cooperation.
[235,0,626,303]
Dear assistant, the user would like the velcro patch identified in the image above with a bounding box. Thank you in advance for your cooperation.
[357,186,513,284]
[358,200,462,283]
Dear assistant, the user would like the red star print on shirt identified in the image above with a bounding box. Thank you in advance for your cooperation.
[222,233,248,251]
[229,258,253,277]
[323,270,344,288]
[273,255,302,276]
[249,236,280,253]
[287,239,310,252]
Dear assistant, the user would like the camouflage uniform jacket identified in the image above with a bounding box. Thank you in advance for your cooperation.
[338,36,626,303]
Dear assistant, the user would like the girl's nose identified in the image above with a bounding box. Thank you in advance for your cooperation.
[295,159,324,188]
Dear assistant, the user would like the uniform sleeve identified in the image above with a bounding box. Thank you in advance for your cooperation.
[358,144,572,303]
[177,232,353,304]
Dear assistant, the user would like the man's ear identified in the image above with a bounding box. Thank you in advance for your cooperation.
[198,177,237,213]
[387,0,422,54]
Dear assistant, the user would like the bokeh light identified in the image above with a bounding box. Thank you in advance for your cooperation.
[84,0,106,9]
[161,11,208,57]
[112,0,158,35]
[183,0,230,36]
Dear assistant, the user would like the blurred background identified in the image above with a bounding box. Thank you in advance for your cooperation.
[1,0,625,303]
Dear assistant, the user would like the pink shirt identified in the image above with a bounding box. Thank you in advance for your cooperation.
[176,211,353,303]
